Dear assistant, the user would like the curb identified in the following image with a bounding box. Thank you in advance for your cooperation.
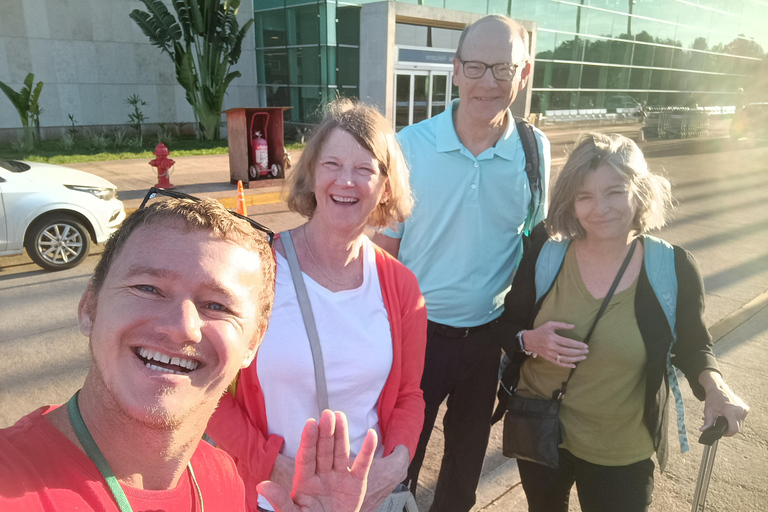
[123,186,285,216]
[709,290,768,344]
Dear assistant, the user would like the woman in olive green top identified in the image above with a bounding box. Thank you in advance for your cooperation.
[498,133,749,512]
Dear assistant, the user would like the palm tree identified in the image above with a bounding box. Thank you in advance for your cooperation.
[130,0,253,140]
[0,73,44,147]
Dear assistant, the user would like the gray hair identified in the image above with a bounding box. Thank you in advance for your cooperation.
[547,133,673,240]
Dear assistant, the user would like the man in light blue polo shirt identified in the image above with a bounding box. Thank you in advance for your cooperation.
[373,15,550,512]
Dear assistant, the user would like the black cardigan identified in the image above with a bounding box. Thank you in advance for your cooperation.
[496,233,720,470]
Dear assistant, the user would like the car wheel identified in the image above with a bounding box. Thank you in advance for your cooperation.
[24,215,92,271]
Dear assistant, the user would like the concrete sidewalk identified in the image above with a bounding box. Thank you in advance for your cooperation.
[63,153,290,213]
[62,121,653,213]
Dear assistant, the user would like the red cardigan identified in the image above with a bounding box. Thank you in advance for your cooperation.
[206,245,427,510]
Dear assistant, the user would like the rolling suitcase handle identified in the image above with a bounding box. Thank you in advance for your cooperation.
[691,416,729,512]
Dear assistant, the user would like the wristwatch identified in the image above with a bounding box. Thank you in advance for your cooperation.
[516,330,537,358]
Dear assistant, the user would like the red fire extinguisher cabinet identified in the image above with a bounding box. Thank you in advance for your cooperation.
[224,107,292,188]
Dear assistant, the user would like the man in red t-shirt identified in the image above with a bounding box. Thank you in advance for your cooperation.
[0,196,374,512]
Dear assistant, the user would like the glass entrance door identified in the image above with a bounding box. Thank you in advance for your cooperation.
[395,70,452,131]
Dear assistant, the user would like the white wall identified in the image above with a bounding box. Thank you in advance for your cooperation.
[0,0,257,137]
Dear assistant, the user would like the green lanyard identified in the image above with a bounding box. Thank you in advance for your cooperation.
[67,392,204,512]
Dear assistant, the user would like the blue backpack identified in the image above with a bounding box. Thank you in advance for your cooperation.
[512,235,690,452]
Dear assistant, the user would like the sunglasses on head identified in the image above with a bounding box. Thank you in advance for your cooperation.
[139,187,275,246]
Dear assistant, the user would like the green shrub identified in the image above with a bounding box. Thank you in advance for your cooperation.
[126,94,148,146]
[157,123,173,145]
[111,128,128,149]
[84,129,109,151]
[60,132,75,150]
[11,135,33,153]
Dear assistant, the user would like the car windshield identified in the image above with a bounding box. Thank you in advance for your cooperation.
[0,159,31,173]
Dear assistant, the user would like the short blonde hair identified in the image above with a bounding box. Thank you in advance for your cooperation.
[547,133,673,240]
[285,98,413,229]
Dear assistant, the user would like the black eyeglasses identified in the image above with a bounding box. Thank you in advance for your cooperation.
[459,59,526,81]
[139,187,275,246]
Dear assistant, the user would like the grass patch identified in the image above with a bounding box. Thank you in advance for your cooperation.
[0,137,306,165]
[285,141,305,151]
[0,137,230,165]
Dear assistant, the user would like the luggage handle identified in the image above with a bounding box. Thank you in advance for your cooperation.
[698,416,728,446]
[691,416,729,512]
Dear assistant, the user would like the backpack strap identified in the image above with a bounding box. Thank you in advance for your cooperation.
[643,235,678,332]
[514,117,542,236]
[535,239,570,303]
[642,235,689,453]
[493,237,569,424]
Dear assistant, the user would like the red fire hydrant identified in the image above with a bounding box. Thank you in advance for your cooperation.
[149,143,175,189]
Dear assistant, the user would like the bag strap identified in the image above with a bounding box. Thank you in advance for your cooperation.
[514,117,541,236]
[554,238,638,401]
[643,235,689,452]
[281,230,330,413]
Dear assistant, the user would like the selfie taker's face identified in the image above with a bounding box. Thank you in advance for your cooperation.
[79,223,264,428]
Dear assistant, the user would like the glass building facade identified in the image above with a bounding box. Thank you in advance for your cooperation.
[255,0,362,123]
[255,0,766,123]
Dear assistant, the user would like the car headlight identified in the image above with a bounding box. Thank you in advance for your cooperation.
[65,185,117,201]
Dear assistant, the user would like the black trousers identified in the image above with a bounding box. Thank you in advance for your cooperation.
[517,449,655,512]
[406,321,501,512]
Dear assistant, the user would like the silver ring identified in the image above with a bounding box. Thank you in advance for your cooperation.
[557,354,561,363]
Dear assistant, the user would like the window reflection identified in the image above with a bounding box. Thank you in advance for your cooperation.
[413,75,429,124]
[259,10,286,47]
[396,24,428,46]
[256,0,766,121]
[395,23,462,48]
[264,49,289,85]
[395,74,412,131]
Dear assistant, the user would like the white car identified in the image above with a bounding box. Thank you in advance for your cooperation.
[0,159,126,271]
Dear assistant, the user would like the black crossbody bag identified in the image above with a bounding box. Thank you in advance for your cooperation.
[502,239,638,468]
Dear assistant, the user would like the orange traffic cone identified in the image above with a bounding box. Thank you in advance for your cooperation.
[237,180,247,216]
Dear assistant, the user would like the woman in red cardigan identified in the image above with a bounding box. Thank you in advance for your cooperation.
[207,99,427,512]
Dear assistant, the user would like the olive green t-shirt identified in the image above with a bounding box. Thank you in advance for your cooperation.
[517,246,655,466]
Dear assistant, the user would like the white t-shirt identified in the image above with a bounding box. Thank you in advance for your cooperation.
[257,236,392,509]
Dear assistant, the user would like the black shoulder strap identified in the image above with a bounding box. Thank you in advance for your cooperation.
[514,117,540,234]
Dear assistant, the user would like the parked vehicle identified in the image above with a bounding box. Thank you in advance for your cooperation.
[730,102,768,139]
[0,159,125,271]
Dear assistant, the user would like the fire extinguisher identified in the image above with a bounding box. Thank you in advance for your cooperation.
[250,112,279,180]
[254,131,268,173]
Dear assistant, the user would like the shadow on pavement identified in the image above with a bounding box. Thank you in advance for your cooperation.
[642,137,768,158]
